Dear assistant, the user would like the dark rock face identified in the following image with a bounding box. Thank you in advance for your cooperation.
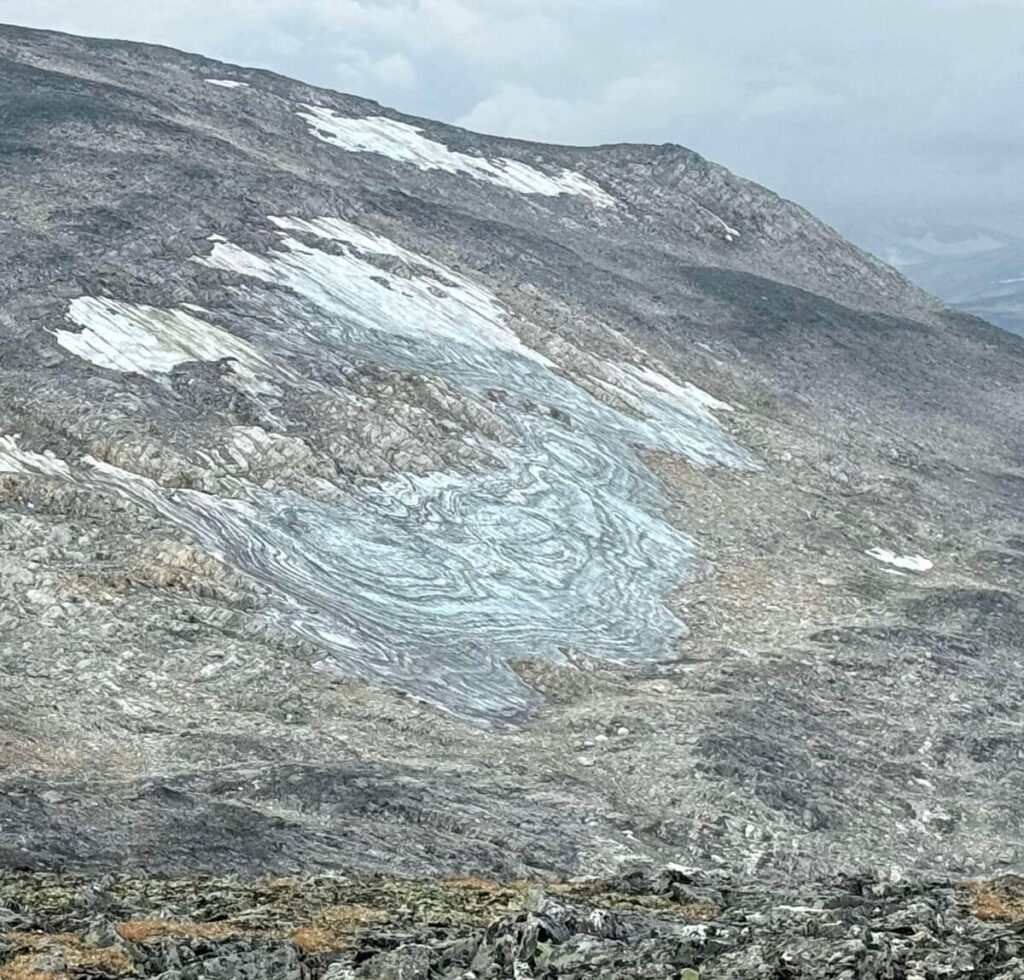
[2,20,1024,928]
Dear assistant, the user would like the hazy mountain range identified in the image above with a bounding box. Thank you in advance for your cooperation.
[842,216,1024,336]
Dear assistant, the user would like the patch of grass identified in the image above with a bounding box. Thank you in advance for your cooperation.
[115,919,238,943]
[962,879,1024,921]
[288,924,338,954]
[442,875,505,892]
[676,900,720,921]
[3,933,131,976]
[59,944,131,974]
[3,935,75,952]
[317,904,387,931]
[118,905,387,956]
[0,954,64,980]
[289,904,388,952]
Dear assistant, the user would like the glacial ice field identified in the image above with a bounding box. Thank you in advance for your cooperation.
[34,215,754,721]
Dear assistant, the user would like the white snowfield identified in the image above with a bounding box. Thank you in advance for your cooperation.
[866,547,933,572]
[296,105,616,209]
[201,215,552,367]
[614,362,736,415]
[205,79,248,89]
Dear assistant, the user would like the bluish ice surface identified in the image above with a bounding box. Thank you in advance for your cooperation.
[50,216,754,721]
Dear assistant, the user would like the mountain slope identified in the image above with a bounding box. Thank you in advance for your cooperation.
[2,22,1024,925]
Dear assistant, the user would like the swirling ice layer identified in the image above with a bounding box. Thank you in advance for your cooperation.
[52,217,753,721]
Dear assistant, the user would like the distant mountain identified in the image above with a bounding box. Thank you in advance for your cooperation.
[906,242,1024,336]
[3,22,1024,978]
[840,216,1024,334]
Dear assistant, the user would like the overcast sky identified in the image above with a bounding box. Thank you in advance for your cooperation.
[2,0,1023,240]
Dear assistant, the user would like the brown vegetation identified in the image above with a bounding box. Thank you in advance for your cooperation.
[290,904,388,952]
[288,925,338,954]
[442,875,504,892]
[0,955,64,980]
[115,919,238,943]
[962,878,1024,922]
[2,932,132,977]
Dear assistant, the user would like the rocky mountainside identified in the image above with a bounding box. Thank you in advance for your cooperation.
[3,22,1024,978]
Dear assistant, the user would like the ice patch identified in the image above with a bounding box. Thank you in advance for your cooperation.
[51,216,753,721]
[199,216,746,467]
[0,435,72,479]
[297,106,616,208]
[866,547,933,572]
[201,215,552,367]
[56,297,277,382]
[206,79,248,89]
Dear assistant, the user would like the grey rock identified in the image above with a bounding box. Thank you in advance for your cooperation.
[356,944,432,980]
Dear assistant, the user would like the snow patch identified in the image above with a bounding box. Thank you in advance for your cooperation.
[201,215,552,367]
[56,297,277,386]
[614,363,734,416]
[296,106,616,209]
[700,206,741,242]
[866,547,933,572]
[0,435,72,479]
[205,79,248,89]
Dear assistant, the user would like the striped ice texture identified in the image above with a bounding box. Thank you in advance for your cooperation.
[0,436,72,479]
[50,217,754,721]
[297,106,617,209]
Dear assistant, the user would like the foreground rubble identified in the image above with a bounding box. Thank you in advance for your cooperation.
[1,867,1022,979]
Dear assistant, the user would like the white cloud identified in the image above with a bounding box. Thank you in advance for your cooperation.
[0,0,563,64]
[455,84,579,142]
[4,0,1024,233]
[336,46,417,93]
